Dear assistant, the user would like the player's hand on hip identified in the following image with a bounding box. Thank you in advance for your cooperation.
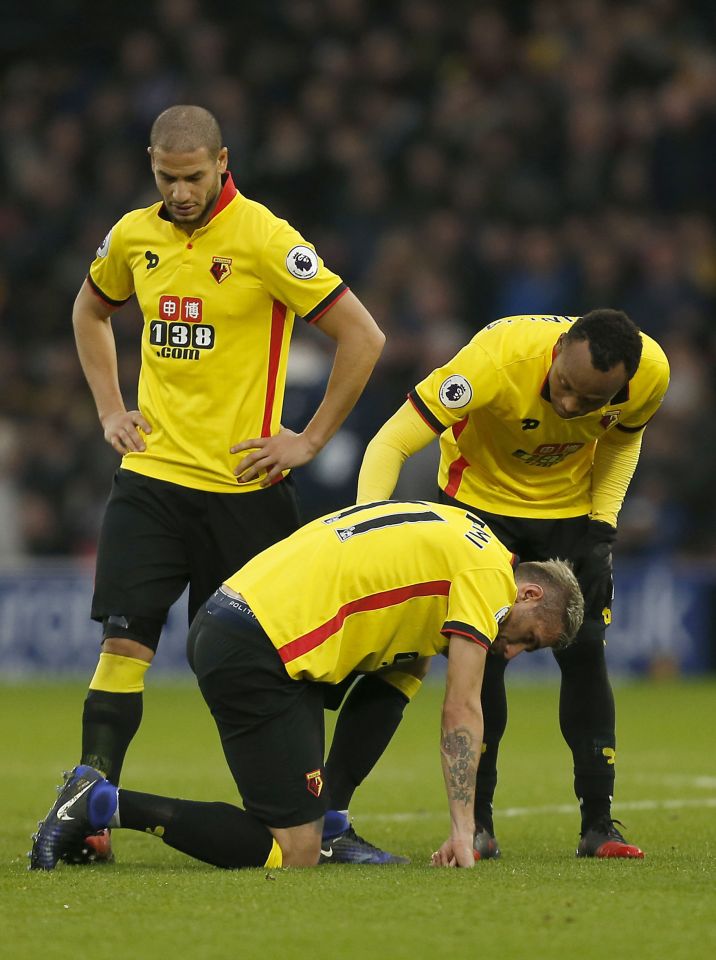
[231,429,319,487]
[430,835,475,869]
[101,410,151,454]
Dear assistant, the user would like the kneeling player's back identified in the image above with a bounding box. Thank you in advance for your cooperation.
[228,500,517,683]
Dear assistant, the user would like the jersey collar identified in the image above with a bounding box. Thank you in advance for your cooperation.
[157,172,238,224]
[540,344,630,406]
[209,172,238,220]
[539,344,559,403]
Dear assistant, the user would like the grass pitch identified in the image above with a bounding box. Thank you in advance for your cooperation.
[1,677,715,960]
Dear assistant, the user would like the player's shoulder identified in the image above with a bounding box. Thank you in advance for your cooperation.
[633,330,670,394]
[91,202,163,264]
[229,189,295,240]
[470,315,572,365]
[107,201,165,238]
[638,330,669,367]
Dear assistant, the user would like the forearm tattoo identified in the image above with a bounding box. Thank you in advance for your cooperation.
[441,727,477,806]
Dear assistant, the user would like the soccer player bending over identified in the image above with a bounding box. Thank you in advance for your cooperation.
[357,310,669,859]
[30,500,582,870]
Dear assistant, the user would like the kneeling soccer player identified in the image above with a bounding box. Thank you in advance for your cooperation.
[30,500,582,871]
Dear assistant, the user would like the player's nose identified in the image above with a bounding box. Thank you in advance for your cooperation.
[172,182,191,202]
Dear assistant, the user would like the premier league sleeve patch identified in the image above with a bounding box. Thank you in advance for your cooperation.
[96,230,112,258]
[438,374,473,408]
[493,605,510,625]
[286,245,319,279]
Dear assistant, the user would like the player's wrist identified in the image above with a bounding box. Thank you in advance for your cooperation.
[586,518,617,544]
[300,427,325,457]
[99,406,127,427]
[450,822,476,844]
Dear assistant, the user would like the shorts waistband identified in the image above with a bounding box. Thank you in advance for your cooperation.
[205,588,262,630]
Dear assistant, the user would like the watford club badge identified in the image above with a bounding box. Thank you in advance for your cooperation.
[305,769,324,798]
[600,411,621,429]
[210,256,232,283]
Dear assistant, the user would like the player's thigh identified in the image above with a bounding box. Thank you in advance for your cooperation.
[192,601,327,829]
[92,470,192,630]
[529,515,591,564]
[187,476,302,619]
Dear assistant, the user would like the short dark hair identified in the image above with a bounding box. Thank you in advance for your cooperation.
[564,309,643,380]
[150,105,223,158]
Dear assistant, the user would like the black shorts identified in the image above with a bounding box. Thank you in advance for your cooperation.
[189,590,327,828]
[439,490,611,625]
[92,469,301,649]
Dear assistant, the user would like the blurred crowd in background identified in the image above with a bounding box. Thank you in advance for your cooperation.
[2,0,716,562]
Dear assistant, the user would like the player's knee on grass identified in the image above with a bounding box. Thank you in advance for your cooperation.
[270,819,323,867]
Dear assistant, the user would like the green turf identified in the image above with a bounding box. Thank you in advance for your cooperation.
[2,677,715,959]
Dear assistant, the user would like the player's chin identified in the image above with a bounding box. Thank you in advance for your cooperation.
[169,207,201,222]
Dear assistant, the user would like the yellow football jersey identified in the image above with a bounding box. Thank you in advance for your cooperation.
[410,315,670,518]
[227,500,517,683]
[88,174,347,492]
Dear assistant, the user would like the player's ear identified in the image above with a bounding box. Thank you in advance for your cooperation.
[518,582,544,602]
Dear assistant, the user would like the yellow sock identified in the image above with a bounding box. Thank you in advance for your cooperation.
[379,670,423,701]
[264,838,283,868]
[89,652,150,693]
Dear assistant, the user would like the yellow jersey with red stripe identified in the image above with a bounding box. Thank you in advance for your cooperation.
[88,174,347,492]
[227,500,517,683]
[409,316,670,518]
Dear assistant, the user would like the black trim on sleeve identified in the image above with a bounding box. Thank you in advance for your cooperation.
[408,390,448,434]
[86,273,132,308]
[441,621,490,650]
[616,421,647,433]
[302,281,348,323]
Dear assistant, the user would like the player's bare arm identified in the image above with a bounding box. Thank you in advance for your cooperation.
[432,633,486,868]
[73,280,152,455]
[231,290,385,485]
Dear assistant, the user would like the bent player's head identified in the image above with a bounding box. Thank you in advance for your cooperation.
[491,559,584,660]
[148,105,227,229]
[548,309,643,419]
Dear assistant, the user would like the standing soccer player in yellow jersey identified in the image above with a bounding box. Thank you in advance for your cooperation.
[30,500,584,871]
[68,105,389,863]
[357,310,670,859]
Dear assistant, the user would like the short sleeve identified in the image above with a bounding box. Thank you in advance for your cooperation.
[442,566,517,650]
[409,340,502,434]
[258,220,347,322]
[87,219,134,306]
[617,363,670,433]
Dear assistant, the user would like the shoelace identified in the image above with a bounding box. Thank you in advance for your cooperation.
[590,817,628,840]
[343,826,382,851]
